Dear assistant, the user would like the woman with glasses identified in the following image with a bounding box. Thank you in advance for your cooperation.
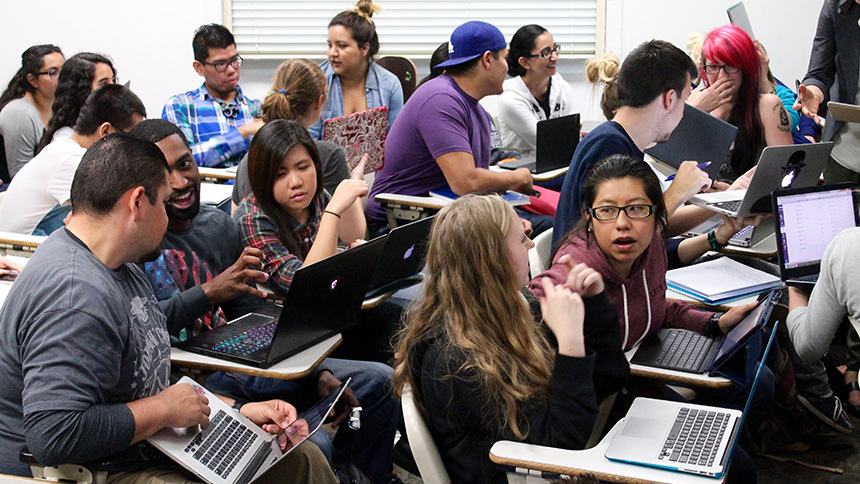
[498,24,576,157]
[35,53,116,155]
[308,0,403,139]
[700,25,792,182]
[0,44,64,180]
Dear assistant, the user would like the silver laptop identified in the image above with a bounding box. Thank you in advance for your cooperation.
[727,2,755,39]
[689,143,833,217]
[605,321,778,479]
[684,215,771,248]
[773,183,858,288]
[148,376,350,484]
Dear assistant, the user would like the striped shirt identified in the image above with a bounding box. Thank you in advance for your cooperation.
[161,83,261,168]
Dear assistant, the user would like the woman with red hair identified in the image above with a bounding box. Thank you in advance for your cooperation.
[701,25,792,182]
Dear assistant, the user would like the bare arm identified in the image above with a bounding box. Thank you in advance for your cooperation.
[760,93,794,147]
[436,151,533,195]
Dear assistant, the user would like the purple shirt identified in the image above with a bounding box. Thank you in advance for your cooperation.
[366,75,492,230]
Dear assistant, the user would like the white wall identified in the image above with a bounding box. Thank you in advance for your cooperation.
[0,0,824,124]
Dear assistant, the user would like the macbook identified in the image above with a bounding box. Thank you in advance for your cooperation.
[497,113,580,173]
[366,216,434,299]
[689,142,833,217]
[179,240,385,368]
[772,183,858,287]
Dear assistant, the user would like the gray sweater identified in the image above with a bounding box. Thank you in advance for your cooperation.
[787,227,860,362]
[0,98,44,178]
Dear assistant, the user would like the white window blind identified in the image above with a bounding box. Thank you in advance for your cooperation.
[227,0,604,59]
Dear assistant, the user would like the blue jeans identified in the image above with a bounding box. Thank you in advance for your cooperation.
[32,204,71,236]
[205,358,397,483]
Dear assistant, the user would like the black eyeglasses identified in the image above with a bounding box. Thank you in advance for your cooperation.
[703,64,741,75]
[528,44,561,60]
[204,55,243,72]
[588,204,656,221]
[36,68,60,79]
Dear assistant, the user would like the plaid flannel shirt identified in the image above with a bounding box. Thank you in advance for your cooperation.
[161,83,261,168]
[233,192,330,295]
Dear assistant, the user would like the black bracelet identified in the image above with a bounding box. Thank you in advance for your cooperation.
[232,399,247,413]
[323,210,341,219]
[707,229,726,250]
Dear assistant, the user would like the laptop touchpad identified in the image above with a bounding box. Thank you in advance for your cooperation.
[621,417,666,440]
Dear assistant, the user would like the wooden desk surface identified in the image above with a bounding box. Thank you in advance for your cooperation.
[719,233,776,259]
[170,334,341,380]
[625,348,733,389]
[489,164,568,181]
[0,232,46,250]
[491,420,727,484]
[198,167,237,181]
[375,193,447,210]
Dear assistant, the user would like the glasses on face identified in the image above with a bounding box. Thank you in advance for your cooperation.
[703,64,741,75]
[36,68,60,80]
[588,204,656,221]
[529,43,561,60]
[204,55,243,72]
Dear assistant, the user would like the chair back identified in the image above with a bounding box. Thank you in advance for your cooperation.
[376,56,417,102]
[401,385,451,484]
[528,228,554,275]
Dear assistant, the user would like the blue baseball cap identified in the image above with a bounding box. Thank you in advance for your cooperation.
[436,21,507,68]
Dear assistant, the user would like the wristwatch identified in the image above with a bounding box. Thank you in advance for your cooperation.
[232,400,246,413]
[706,312,724,335]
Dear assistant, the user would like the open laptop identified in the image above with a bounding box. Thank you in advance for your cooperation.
[606,320,778,479]
[497,113,580,173]
[630,289,778,374]
[683,215,771,248]
[727,2,755,39]
[179,240,385,368]
[689,142,833,217]
[645,104,737,180]
[773,183,858,288]
[366,216,434,299]
[149,376,350,484]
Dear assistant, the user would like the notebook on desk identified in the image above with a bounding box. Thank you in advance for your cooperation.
[606,320,778,479]
[645,104,737,180]
[689,143,833,217]
[772,183,858,288]
[630,289,778,375]
[365,215,434,299]
[149,376,349,484]
[179,240,384,368]
[497,113,580,173]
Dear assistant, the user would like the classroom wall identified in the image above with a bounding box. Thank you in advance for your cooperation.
[0,0,824,124]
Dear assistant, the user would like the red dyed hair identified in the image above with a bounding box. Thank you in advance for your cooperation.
[701,25,764,175]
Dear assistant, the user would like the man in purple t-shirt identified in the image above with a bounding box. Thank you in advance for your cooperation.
[366,21,534,233]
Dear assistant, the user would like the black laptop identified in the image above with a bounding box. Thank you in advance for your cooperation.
[630,289,779,375]
[498,113,580,173]
[180,240,385,368]
[365,216,434,299]
[645,104,737,180]
[772,183,858,288]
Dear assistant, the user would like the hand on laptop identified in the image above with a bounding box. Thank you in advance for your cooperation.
[717,302,759,333]
[714,213,767,246]
[317,370,360,428]
[558,255,604,298]
[201,247,270,303]
[239,399,299,435]
[0,256,23,274]
[130,382,212,437]
[539,278,586,358]
[664,161,712,215]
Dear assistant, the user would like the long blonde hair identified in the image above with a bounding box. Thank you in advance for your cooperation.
[260,59,327,123]
[585,52,620,120]
[392,195,554,439]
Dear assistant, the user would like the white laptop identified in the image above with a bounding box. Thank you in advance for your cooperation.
[148,376,350,484]
[727,2,755,39]
[605,321,778,479]
[689,143,833,217]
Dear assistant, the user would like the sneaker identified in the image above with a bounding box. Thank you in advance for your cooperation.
[797,394,854,434]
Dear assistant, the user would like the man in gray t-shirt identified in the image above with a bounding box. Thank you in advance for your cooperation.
[0,133,335,483]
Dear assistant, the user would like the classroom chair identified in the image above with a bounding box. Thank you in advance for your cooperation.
[19,449,105,484]
[401,385,452,484]
[528,228,553,275]
[375,56,417,102]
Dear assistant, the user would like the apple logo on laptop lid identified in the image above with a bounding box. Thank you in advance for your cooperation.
[780,151,806,188]
[403,244,415,260]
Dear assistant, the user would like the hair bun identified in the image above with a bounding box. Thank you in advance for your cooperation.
[585,52,620,85]
[352,0,382,21]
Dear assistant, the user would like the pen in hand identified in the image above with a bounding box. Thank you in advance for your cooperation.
[666,161,711,181]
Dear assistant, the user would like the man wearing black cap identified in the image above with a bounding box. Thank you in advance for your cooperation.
[366,21,537,235]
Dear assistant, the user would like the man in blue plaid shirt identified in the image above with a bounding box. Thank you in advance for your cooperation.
[162,24,264,168]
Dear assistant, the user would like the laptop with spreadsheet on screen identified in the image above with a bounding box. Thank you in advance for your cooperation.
[772,183,858,288]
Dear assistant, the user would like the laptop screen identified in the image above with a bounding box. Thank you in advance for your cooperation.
[776,187,855,270]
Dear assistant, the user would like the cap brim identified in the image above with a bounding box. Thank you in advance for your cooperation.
[435,52,484,68]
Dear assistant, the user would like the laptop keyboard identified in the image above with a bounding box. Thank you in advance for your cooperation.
[184,410,259,478]
[654,330,713,372]
[708,200,742,213]
[658,407,729,466]
[210,321,277,356]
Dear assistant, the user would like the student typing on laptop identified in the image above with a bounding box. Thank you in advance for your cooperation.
[531,156,773,414]
[0,134,335,482]
[392,194,629,484]
[132,120,398,483]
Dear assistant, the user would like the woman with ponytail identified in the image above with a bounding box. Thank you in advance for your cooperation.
[308,0,403,139]
[0,44,63,179]
[585,51,620,121]
[232,58,351,204]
